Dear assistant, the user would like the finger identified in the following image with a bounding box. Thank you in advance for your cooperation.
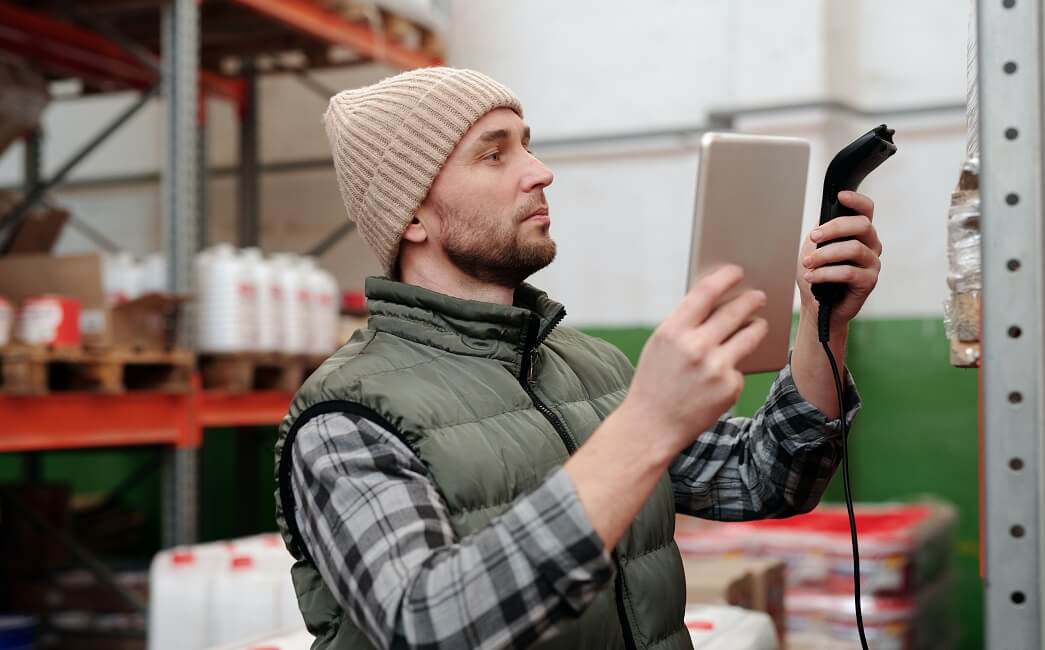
[811,216,883,255]
[802,239,881,271]
[697,289,767,345]
[672,265,745,327]
[837,191,875,221]
[803,265,878,290]
[718,317,769,366]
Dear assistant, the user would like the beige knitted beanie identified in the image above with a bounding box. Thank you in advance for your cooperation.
[323,67,523,274]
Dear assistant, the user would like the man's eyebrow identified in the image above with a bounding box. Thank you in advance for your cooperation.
[475,126,532,144]
[477,128,510,143]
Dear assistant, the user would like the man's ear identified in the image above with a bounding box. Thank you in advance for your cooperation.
[402,215,428,244]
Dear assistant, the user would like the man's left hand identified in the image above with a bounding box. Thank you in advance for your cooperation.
[796,191,882,327]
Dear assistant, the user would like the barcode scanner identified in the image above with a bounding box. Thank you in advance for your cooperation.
[812,125,898,325]
[812,124,897,650]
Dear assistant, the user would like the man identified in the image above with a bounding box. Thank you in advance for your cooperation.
[273,67,879,650]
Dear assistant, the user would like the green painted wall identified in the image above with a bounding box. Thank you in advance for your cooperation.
[586,318,982,650]
[0,317,982,649]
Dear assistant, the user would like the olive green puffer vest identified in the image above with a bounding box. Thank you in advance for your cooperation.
[274,277,690,650]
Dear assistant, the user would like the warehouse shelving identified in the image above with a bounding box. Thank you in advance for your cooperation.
[0,0,435,579]
[0,386,294,453]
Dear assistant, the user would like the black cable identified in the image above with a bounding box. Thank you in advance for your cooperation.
[818,304,868,650]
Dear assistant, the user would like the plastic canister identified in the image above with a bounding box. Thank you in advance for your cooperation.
[103,252,143,305]
[209,554,283,646]
[270,255,304,354]
[139,253,168,295]
[299,258,331,355]
[194,244,253,353]
[0,297,13,346]
[242,248,276,352]
[320,269,341,353]
[213,534,299,629]
[15,296,81,347]
[147,548,216,650]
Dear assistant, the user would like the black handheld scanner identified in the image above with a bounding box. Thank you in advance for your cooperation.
[811,124,897,308]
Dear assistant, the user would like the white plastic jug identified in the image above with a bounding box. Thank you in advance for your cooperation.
[147,548,217,650]
[195,244,253,353]
[271,254,305,354]
[242,248,276,352]
[209,554,283,646]
[139,253,168,295]
[102,252,143,306]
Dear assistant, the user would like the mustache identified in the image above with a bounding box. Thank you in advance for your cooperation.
[516,195,549,221]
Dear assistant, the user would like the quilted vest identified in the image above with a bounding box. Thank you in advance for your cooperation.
[274,277,691,649]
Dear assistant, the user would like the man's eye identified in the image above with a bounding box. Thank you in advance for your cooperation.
[485,151,501,162]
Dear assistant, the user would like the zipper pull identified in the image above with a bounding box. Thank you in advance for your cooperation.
[527,349,538,383]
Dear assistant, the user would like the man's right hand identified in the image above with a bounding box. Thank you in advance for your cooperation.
[620,265,768,460]
[564,265,768,550]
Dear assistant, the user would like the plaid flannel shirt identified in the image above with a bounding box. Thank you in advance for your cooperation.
[290,358,860,649]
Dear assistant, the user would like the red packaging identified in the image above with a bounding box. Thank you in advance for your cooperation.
[16,295,81,347]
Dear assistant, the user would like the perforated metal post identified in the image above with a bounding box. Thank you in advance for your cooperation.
[161,0,199,547]
[979,0,1045,646]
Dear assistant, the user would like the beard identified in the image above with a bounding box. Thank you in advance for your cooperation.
[434,196,557,288]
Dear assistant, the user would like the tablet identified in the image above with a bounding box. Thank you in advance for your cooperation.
[686,132,811,374]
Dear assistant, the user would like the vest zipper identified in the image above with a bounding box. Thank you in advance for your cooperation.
[518,313,638,650]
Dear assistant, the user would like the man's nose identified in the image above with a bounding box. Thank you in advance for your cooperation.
[523,155,554,191]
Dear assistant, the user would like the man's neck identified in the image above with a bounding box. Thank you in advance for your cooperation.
[399,260,515,306]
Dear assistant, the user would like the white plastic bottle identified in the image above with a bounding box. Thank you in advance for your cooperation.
[241,248,273,352]
[209,554,282,645]
[326,269,342,351]
[139,253,168,295]
[299,258,329,355]
[271,254,305,354]
[102,252,143,306]
[147,548,215,650]
[194,244,251,353]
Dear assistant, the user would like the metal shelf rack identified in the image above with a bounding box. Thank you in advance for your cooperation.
[0,0,436,554]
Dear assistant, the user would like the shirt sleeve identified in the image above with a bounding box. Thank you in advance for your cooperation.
[290,411,615,650]
[670,355,862,520]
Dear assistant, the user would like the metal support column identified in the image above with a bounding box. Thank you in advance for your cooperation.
[979,0,1045,647]
[23,128,41,192]
[160,0,200,548]
[238,58,260,248]
[21,128,43,484]
[198,96,209,252]
[234,58,262,535]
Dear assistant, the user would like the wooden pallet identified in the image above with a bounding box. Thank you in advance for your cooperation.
[0,345,194,395]
[198,352,318,393]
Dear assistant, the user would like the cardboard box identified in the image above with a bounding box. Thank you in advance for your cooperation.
[682,557,755,610]
[733,558,786,642]
[0,253,183,351]
[682,557,786,642]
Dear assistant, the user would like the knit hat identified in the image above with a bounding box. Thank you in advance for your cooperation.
[323,67,523,273]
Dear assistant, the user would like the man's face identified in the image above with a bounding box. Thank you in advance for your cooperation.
[418,108,556,287]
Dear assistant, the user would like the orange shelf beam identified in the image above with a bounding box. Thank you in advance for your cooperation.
[0,392,197,452]
[197,391,292,428]
[0,2,245,106]
[229,0,443,70]
[0,384,295,453]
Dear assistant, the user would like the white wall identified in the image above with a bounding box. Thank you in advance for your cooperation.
[449,0,969,324]
[0,0,970,324]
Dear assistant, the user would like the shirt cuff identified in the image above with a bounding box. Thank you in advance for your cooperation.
[498,466,615,614]
[763,352,862,444]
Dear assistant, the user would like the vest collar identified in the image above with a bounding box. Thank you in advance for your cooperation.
[364,276,567,372]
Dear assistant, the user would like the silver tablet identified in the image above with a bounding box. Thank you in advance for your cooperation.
[687,132,811,374]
